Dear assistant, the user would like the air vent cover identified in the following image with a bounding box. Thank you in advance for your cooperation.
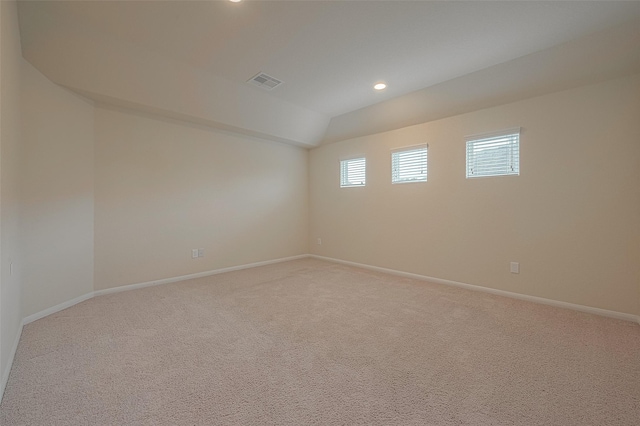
[247,72,283,90]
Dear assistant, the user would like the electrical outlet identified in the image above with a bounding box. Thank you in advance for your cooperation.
[510,262,520,274]
[317,238,322,245]
[192,249,198,259]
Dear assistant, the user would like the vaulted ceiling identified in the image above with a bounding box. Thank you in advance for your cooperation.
[17,1,640,147]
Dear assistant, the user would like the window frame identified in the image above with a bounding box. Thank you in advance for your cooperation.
[465,128,520,179]
[391,144,428,184]
[339,157,366,188]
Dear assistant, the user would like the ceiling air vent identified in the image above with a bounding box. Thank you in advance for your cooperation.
[247,72,283,91]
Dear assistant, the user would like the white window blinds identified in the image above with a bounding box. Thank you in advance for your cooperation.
[340,157,366,187]
[392,145,427,184]
[466,129,520,178]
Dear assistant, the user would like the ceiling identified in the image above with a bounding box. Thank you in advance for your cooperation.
[17,1,640,147]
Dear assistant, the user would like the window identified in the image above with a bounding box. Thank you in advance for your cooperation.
[466,128,520,178]
[340,157,366,187]
[392,145,428,184]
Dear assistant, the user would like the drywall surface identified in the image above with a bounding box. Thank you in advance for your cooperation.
[18,1,330,148]
[20,61,95,318]
[1,0,23,389]
[310,74,640,316]
[323,18,640,145]
[94,107,309,290]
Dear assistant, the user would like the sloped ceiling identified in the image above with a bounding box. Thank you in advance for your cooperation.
[17,1,640,148]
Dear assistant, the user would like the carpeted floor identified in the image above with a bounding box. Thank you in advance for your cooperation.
[1,258,639,425]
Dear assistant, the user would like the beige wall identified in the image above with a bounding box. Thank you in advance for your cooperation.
[20,61,95,317]
[1,0,23,388]
[310,74,640,316]
[94,107,309,290]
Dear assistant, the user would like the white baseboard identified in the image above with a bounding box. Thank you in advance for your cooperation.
[4,254,309,401]
[93,254,309,297]
[310,254,639,324]
[3,252,638,403]
[1,322,23,404]
[23,292,94,325]
[23,254,310,324]
[0,254,309,402]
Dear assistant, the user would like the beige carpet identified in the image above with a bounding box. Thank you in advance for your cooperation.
[1,258,639,425]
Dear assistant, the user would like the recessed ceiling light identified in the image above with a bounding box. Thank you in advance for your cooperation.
[229,0,242,3]
[374,83,387,91]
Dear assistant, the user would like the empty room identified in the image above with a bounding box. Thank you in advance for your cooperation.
[1,0,639,424]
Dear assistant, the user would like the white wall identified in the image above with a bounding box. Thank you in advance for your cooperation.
[310,74,640,316]
[94,107,309,290]
[1,0,23,393]
[20,61,95,318]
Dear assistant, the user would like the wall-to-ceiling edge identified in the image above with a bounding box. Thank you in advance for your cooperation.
[322,18,640,145]
[18,0,330,149]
